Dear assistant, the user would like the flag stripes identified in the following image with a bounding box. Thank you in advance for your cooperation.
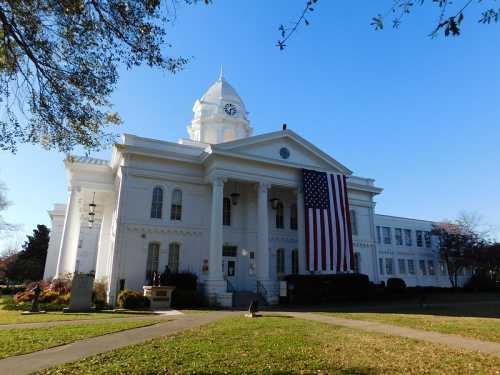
[303,169,355,273]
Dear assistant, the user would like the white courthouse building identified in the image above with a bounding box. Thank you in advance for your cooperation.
[43,70,469,306]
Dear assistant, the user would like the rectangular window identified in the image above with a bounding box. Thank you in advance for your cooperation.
[408,259,416,275]
[424,231,432,248]
[223,246,237,257]
[223,197,231,226]
[416,231,423,247]
[276,249,285,274]
[439,261,447,275]
[404,229,413,246]
[291,249,299,274]
[376,226,382,244]
[290,205,298,230]
[385,258,394,275]
[395,228,403,246]
[249,252,256,275]
[398,259,406,274]
[350,210,358,236]
[378,258,384,275]
[146,243,160,283]
[419,259,427,275]
[428,260,435,275]
[383,227,392,245]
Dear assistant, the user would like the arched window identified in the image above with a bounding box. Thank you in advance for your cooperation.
[223,197,231,226]
[145,243,160,283]
[276,201,284,229]
[150,187,163,219]
[290,204,298,230]
[276,248,285,274]
[291,248,299,274]
[170,189,182,221]
[168,242,180,273]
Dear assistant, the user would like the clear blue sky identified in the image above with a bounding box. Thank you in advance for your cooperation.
[1,0,499,251]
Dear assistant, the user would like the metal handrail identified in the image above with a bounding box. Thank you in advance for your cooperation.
[256,280,268,304]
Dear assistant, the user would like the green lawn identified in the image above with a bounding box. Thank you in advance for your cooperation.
[324,311,500,343]
[0,320,160,359]
[38,316,500,374]
[0,296,154,324]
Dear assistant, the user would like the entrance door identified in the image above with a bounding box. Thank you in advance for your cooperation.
[223,246,238,291]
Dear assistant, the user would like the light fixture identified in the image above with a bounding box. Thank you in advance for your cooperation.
[230,192,240,206]
[270,198,279,210]
[88,192,96,229]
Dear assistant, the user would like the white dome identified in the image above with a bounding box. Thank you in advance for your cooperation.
[186,67,252,144]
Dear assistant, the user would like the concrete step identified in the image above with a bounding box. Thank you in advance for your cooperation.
[233,292,266,308]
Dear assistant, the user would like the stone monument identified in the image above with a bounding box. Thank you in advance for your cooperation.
[64,273,95,313]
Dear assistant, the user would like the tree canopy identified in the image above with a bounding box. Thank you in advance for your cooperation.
[0,0,207,153]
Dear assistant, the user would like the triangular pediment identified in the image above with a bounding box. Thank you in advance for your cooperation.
[210,130,352,175]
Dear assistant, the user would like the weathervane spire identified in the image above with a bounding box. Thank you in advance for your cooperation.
[219,64,224,80]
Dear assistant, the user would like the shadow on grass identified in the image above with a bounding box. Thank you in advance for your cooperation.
[267,292,500,319]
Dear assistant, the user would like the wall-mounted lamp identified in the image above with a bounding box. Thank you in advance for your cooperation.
[88,192,96,229]
[230,193,240,206]
[270,198,279,210]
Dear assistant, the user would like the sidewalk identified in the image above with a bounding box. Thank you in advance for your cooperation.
[0,311,235,375]
[279,311,500,357]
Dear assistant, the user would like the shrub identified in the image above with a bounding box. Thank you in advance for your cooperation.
[387,278,407,293]
[171,289,207,308]
[117,289,151,309]
[163,272,198,291]
[93,279,108,309]
[285,273,371,304]
[464,273,497,292]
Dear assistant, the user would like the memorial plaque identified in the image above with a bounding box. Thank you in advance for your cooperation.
[64,273,95,313]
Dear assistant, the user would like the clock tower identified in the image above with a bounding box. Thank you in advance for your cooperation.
[187,67,252,144]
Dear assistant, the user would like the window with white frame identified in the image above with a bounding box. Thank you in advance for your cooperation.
[378,258,384,275]
[290,204,298,230]
[424,231,432,248]
[428,260,435,275]
[395,228,403,246]
[168,242,180,273]
[223,197,231,226]
[150,186,163,219]
[404,229,412,246]
[419,259,427,275]
[416,230,423,247]
[398,259,406,274]
[385,258,394,275]
[383,227,392,244]
[276,248,285,274]
[376,226,382,244]
[350,210,358,236]
[291,249,299,274]
[170,189,182,221]
[408,259,416,275]
[145,243,160,283]
[276,202,284,229]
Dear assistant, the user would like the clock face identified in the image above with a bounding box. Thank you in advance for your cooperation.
[279,147,290,159]
[224,103,238,117]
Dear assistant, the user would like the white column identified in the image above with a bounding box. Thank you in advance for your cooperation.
[94,200,114,281]
[256,182,270,281]
[297,187,307,274]
[55,187,81,278]
[208,177,225,281]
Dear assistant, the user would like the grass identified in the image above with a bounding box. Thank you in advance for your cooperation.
[0,296,154,324]
[324,311,500,343]
[0,320,160,359]
[37,315,500,374]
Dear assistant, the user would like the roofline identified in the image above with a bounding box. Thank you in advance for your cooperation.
[375,213,443,224]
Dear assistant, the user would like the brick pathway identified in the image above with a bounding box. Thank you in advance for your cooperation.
[0,311,235,375]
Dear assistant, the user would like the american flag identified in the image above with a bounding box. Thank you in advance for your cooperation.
[303,169,355,273]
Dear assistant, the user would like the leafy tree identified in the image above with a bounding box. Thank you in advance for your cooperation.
[0,0,208,153]
[278,1,499,49]
[6,224,50,282]
[0,179,14,234]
